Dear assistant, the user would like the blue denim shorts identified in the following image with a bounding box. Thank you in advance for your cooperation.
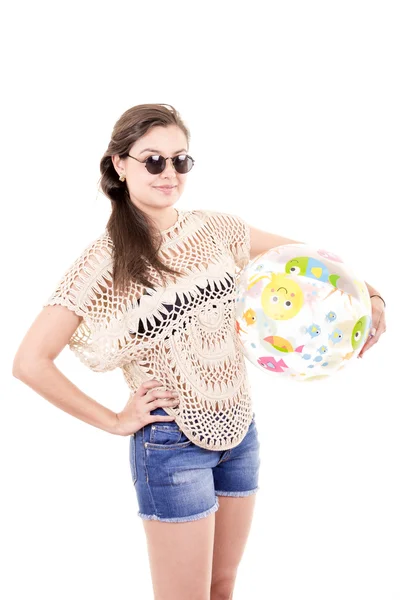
[129,407,261,523]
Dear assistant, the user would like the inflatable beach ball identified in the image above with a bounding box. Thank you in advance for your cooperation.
[235,244,372,381]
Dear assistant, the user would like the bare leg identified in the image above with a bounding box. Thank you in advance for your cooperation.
[142,511,216,600]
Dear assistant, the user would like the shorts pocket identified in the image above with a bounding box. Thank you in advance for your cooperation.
[129,434,138,484]
[146,421,192,449]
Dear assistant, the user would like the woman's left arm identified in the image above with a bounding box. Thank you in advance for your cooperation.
[248,225,386,358]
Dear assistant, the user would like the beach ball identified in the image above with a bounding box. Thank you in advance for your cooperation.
[235,244,372,381]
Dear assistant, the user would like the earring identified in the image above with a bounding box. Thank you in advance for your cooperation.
[119,172,126,182]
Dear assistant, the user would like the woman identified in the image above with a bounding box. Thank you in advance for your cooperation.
[12,103,386,600]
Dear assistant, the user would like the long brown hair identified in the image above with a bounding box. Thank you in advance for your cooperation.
[99,103,190,292]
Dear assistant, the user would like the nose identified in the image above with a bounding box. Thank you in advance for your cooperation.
[162,157,177,178]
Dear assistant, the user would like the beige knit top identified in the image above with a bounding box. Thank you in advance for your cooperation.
[43,209,253,450]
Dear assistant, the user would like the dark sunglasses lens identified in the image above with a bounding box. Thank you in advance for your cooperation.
[174,155,194,173]
[145,155,165,174]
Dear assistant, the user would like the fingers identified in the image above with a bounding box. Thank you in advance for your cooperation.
[146,390,179,403]
[138,379,168,399]
[358,337,374,357]
[138,379,178,403]
[138,379,163,395]
[359,317,386,357]
[359,330,377,357]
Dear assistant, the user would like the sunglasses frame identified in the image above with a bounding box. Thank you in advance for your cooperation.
[127,153,195,174]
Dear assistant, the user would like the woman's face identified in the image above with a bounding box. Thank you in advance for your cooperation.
[113,125,190,213]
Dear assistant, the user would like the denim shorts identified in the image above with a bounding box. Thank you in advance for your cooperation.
[129,407,261,523]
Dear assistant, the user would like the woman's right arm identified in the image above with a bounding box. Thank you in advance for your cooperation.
[12,305,120,435]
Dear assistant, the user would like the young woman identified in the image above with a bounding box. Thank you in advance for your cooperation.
[12,103,386,600]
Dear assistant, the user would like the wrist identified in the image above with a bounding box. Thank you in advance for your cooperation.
[370,294,386,309]
[112,412,132,436]
[110,412,124,436]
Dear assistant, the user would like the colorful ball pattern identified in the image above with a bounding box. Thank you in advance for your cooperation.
[235,244,372,381]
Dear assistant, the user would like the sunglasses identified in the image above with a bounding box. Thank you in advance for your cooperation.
[127,153,195,175]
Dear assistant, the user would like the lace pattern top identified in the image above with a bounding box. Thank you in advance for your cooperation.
[43,209,253,450]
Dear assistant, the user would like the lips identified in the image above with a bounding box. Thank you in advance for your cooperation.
[154,186,177,189]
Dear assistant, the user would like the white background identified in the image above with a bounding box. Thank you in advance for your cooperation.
[2,1,399,598]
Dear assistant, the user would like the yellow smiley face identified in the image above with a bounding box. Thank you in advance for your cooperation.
[261,274,304,320]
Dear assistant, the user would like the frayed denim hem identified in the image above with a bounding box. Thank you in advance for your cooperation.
[137,497,220,523]
[215,486,259,497]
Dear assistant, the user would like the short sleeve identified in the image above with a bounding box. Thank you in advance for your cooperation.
[42,232,122,372]
[43,232,113,318]
[201,211,251,270]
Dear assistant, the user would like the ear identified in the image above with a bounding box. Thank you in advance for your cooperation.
[111,154,125,176]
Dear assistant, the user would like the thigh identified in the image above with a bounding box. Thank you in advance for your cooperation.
[213,414,261,496]
[211,494,257,597]
[143,513,215,600]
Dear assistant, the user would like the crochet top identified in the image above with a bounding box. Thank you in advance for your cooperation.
[43,209,253,450]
